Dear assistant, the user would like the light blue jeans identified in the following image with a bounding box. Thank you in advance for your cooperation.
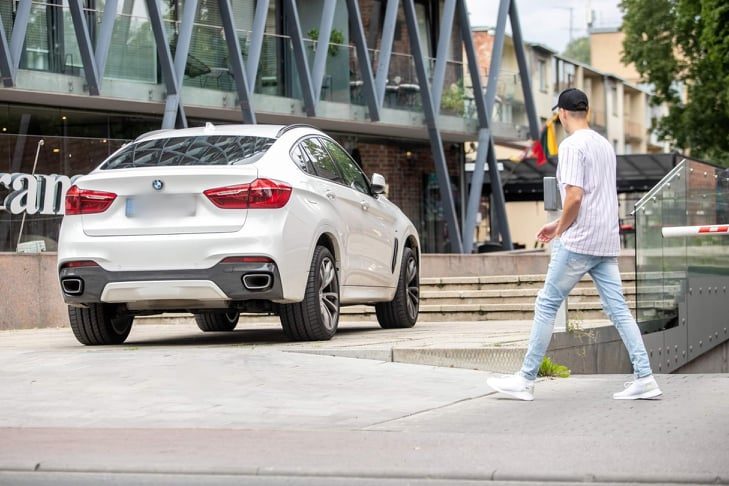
[519,239,652,380]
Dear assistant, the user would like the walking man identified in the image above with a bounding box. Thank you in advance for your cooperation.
[487,88,662,401]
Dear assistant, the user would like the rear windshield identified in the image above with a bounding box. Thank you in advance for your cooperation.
[101,135,275,169]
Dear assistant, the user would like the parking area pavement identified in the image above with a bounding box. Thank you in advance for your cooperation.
[0,321,727,485]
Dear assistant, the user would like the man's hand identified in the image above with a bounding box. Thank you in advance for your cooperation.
[537,186,583,244]
[537,220,559,243]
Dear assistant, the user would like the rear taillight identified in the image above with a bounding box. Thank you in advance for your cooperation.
[60,260,99,270]
[204,179,292,210]
[221,256,274,264]
[65,185,117,215]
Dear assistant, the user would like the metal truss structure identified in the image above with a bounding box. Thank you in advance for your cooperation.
[0,0,541,254]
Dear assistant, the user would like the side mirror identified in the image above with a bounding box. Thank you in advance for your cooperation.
[371,173,386,194]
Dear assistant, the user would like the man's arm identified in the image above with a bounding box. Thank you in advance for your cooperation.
[536,185,584,243]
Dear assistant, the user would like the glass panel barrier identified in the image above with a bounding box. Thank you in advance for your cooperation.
[105,10,157,84]
[634,157,729,334]
[685,161,729,271]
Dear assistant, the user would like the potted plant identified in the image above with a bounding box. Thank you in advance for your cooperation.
[306,27,344,57]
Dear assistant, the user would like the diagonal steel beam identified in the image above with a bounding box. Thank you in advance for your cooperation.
[311,0,336,102]
[94,0,118,79]
[0,13,12,85]
[345,0,379,121]
[483,0,510,115]
[431,0,456,112]
[245,0,270,88]
[374,0,399,107]
[402,0,463,253]
[458,0,512,251]
[284,0,316,116]
[2,0,31,87]
[173,0,197,86]
[458,2,487,127]
[68,0,101,95]
[10,0,31,70]
[509,0,540,140]
[219,0,256,123]
[144,0,187,128]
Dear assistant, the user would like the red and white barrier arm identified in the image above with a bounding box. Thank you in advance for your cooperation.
[662,225,729,238]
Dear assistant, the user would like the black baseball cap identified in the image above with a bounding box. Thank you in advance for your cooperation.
[552,88,589,112]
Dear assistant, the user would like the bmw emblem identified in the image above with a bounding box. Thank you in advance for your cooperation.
[152,179,164,191]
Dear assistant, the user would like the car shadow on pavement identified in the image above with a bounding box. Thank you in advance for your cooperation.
[124,324,382,347]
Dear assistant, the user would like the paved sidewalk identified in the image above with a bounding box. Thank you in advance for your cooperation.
[1,322,727,484]
[0,318,608,372]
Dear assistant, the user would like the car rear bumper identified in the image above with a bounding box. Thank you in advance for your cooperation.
[59,260,284,306]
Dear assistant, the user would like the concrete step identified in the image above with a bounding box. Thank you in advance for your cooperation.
[337,301,637,322]
[420,273,636,291]
[135,273,647,326]
[420,286,640,305]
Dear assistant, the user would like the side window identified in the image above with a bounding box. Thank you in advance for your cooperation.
[301,138,343,183]
[320,138,370,195]
[290,144,315,174]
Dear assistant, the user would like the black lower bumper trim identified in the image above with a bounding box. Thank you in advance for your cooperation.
[59,261,284,305]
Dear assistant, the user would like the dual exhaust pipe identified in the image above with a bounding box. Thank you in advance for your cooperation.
[242,273,272,291]
[61,278,84,295]
[62,274,272,296]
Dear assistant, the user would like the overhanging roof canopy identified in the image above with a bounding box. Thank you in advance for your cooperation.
[492,152,678,201]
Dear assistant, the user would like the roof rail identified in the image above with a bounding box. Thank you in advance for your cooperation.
[134,129,174,142]
[276,124,320,138]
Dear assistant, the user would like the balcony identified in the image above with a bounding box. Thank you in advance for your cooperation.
[624,119,645,143]
[3,3,481,140]
[590,109,607,136]
[468,73,529,142]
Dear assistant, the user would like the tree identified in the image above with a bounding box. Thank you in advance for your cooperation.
[620,0,729,166]
[562,37,590,65]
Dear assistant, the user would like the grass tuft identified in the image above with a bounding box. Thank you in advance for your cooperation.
[538,356,571,378]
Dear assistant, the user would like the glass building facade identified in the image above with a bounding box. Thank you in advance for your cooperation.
[0,0,479,253]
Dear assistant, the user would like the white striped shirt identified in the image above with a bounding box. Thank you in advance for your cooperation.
[556,128,620,256]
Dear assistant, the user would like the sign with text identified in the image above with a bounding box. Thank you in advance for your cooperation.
[0,173,83,216]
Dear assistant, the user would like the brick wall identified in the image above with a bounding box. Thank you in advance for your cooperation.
[472,30,493,80]
[335,134,462,252]
[358,0,463,83]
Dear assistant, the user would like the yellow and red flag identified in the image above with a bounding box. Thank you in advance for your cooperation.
[511,113,560,166]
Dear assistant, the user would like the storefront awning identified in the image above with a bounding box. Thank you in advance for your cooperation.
[494,152,678,201]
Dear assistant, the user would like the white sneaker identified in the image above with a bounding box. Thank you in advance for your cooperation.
[487,373,535,401]
[613,375,662,400]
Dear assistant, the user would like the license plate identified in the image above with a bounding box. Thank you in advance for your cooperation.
[126,195,197,218]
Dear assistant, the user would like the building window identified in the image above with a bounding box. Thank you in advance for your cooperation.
[538,59,547,92]
[611,85,618,116]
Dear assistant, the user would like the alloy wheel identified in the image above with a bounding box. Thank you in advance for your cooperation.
[319,256,339,330]
[405,256,419,320]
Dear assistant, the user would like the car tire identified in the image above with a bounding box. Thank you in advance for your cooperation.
[195,310,239,332]
[375,247,419,329]
[279,245,339,341]
[68,303,134,345]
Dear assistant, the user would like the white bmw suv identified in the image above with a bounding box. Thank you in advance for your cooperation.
[58,124,420,345]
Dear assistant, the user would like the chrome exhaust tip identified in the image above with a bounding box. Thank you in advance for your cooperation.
[61,278,84,295]
[242,273,272,291]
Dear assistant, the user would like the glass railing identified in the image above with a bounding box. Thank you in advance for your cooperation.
[463,72,527,138]
[0,134,127,252]
[633,157,729,333]
[10,2,476,129]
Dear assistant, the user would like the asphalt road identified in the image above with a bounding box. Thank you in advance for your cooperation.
[1,322,727,485]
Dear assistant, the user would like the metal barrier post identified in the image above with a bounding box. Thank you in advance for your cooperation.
[544,177,568,332]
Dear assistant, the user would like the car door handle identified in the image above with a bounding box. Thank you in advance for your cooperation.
[360,201,369,211]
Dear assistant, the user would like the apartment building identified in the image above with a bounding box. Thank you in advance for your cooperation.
[467,27,670,249]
